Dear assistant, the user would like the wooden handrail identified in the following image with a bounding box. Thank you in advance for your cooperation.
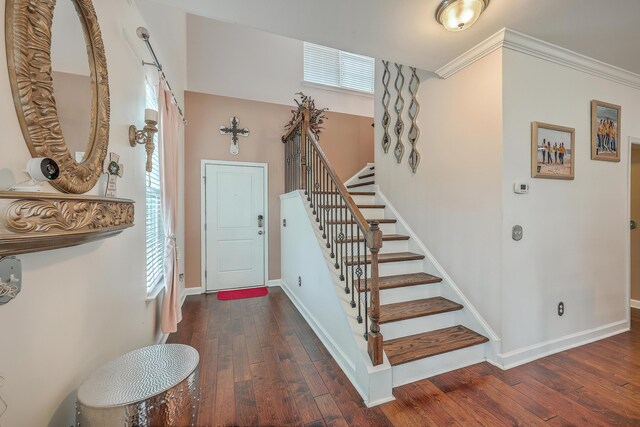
[281,115,303,143]
[305,128,380,248]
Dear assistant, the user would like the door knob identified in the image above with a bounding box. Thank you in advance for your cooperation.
[258,230,263,235]
[631,220,637,230]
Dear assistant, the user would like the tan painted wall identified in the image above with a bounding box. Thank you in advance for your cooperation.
[631,145,640,302]
[184,91,373,288]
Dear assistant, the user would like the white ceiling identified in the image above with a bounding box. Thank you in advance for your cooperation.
[145,0,640,75]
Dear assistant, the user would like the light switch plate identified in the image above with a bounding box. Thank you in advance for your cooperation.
[0,256,21,305]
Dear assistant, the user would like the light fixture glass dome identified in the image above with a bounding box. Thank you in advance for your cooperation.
[436,0,489,32]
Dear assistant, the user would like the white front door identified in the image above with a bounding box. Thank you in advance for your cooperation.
[204,163,266,291]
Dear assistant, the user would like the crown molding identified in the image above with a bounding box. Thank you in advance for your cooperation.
[436,28,640,90]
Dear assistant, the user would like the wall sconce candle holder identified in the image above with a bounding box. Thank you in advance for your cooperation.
[129,108,158,172]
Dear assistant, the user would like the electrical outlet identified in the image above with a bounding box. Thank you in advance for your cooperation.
[298,276,302,287]
[558,302,565,316]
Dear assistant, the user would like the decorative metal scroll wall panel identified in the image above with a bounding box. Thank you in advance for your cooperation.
[407,67,421,173]
[381,61,391,153]
[393,64,405,163]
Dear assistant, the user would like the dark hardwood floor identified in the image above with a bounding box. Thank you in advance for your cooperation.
[168,289,640,426]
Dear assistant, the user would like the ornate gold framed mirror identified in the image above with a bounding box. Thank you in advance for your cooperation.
[5,0,110,194]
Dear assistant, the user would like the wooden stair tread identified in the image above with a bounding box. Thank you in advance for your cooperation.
[344,252,424,266]
[358,172,375,179]
[347,181,375,189]
[314,191,376,196]
[318,204,385,209]
[370,166,375,170]
[358,272,441,292]
[327,218,396,225]
[341,234,409,244]
[385,326,489,366]
[378,297,462,324]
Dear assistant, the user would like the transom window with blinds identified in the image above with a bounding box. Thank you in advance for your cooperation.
[303,42,375,94]
[145,80,164,293]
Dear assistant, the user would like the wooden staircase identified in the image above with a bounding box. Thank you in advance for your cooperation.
[283,111,489,391]
[335,172,488,374]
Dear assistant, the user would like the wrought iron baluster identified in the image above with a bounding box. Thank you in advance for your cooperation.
[356,226,363,324]
[349,216,356,307]
[364,240,369,340]
[313,148,318,218]
[335,190,342,270]
[327,179,334,252]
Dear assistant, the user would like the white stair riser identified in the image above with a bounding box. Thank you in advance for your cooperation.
[378,282,442,305]
[359,208,386,217]
[378,259,424,277]
[391,344,487,388]
[350,195,376,204]
[381,312,458,341]
[346,240,409,254]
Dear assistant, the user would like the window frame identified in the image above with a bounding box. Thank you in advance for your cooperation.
[302,42,375,96]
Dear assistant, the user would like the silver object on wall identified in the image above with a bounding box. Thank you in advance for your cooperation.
[77,344,200,426]
[393,63,405,164]
[407,67,421,173]
[0,256,21,305]
[381,61,391,153]
[512,225,523,241]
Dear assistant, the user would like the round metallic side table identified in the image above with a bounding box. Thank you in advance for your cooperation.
[76,344,200,426]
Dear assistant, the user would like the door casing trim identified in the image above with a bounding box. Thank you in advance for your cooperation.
[201,159,269,292]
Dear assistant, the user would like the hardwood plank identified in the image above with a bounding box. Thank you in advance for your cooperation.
[344,251,425,266]
[385,325,488,366]
[379,297,462,324]
[234,380,259,427]
[513,378,611,427]
[167,288,640,426]
[314,394,350,427]
[232,334,251,382]
[213,351,236,427]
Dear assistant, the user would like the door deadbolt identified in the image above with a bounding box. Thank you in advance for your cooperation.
[512,225,523,241]
[258,214,264,228]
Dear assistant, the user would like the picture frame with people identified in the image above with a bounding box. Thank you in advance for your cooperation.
[591,100,621,162]
[531,121,575,180]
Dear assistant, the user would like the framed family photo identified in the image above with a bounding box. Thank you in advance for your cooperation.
[591,100,621,162]
[531,121,575,180]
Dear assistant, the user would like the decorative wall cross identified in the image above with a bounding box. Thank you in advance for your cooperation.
[103,152,123,198]
[220,116,250,156]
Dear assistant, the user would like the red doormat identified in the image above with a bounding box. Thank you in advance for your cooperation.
[217,286,269,301]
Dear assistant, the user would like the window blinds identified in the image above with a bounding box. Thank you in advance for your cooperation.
[145,81,164,292]
[303,42,374,94]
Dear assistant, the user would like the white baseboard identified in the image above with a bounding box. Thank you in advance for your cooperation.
[631,299,640,309]
[267,279,283,287]
[184,286,203,296]
[494,319,629,369]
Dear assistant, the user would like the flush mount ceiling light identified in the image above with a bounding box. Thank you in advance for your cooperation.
[436,0,490,31]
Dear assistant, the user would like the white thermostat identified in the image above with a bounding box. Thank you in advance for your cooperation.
[513,182,529,194]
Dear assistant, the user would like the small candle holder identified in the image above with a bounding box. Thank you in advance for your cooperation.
[129,109,159,173]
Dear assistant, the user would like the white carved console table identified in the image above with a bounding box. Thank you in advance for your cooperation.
[0,192,134,256]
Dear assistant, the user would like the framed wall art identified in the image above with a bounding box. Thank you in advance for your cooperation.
[531,121,575,180]
[591,100,621,162]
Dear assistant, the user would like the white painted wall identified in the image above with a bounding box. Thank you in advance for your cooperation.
[499,48,639,357]
[374,32,638,367]
[373,51,505,335]
[186,14,373,117]
[0,0,186,425]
